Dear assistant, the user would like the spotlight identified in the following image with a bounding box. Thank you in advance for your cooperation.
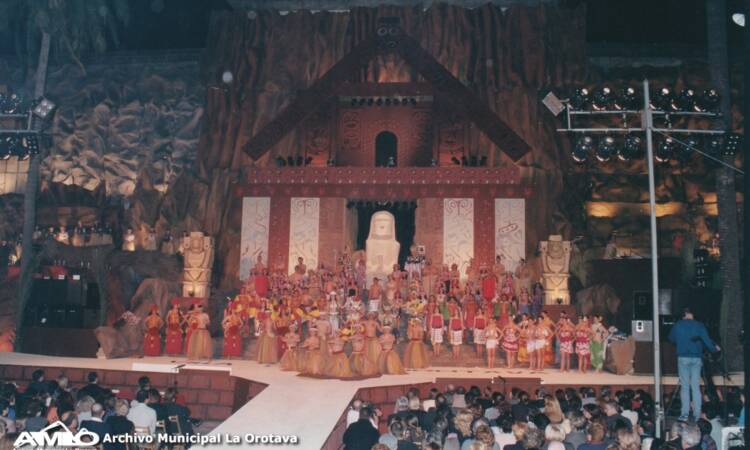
[451,156,461,165]
[706,135,724,156]
[569,88,590,110]
[386,156,396,167]
[696,89,720,112]
[595,135,616,162]
[32,98,56,118]
[676,135,699,163]
[592,87,613,111]
[430,158,438,167]
[367,98,374,106]
[723,133,741,156]
[275,156,287,167]
[296,155,303,166]
[655,137,675,162]
[221,71,233,84]
[673,88,696,111]
[401,98,409,106]
[0,137,10,160]
[304,156,313,166]
[614,87,639,110]
[469,155,478,166]
[572,135,593,163]
[461,156,468,166]
[618,134,642,161]
[286,156,294,166]
[479,156,488,166]
[359,98,366,106]
[20,135,39,158]
[350,98,357,107]
[375,98,383,106]
[385,98,392,106]
[410,98,417,106]
[650,87,673,111]
[0,93,23,114]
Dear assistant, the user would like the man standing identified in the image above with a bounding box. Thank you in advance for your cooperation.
[668,308,720,421]
[342,407,379,450]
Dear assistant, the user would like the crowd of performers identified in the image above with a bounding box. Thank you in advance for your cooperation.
[140,252,611,379]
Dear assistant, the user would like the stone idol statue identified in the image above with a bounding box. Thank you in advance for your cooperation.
[539,234,572,305]
[179,231,215,298]
[366,211,400,286]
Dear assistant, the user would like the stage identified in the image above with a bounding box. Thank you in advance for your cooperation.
[0,353,744,449]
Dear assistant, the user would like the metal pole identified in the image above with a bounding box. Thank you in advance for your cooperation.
[742,1,750,443]
[643,79,664,438]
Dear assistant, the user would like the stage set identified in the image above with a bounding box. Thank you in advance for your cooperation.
[0,1,746,450]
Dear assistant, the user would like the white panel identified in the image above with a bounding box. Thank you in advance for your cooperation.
[494,198,526,272]
[288,197,320,275]
[240,197,271,280]
[443,198,474,278]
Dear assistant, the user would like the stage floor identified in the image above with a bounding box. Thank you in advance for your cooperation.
[0,353,743,449]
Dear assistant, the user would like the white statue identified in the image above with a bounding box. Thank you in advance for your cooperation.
[539,235,572,305]
[179,231,215,298]
[366,211,400,286]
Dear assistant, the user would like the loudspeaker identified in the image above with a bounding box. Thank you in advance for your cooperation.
[632,291,652,320]
[631,320,653,342]
[30,279,68,306]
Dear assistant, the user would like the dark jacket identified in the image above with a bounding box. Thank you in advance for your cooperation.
[104,416,134,450]
[79,419,111,441]
[342,419,379,450]
[163,402,193,435]
[668,319,717,358]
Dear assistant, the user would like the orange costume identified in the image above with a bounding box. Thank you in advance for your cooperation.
[143,306,163,357]
[185,303,212,360]
[256,315,279,364]
[403,319,430,369]
[165,300,183,355]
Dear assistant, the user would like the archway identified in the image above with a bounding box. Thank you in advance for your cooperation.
[375,131,397,167]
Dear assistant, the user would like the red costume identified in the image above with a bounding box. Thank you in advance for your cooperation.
[481,275,496,300]
[143,306,163,357]
[165,299,183,355]
[254,274,269,297]
[222,307,243,358]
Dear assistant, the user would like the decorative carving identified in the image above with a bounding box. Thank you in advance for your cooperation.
[539,234,572,305]
[340,111,362,152]
[179,232,215,298]
[304,107,333,165]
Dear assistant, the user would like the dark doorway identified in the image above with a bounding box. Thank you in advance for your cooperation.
[375,131,397,167]
[354,201,416,266]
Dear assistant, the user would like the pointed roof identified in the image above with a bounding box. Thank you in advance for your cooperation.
[243,24,531,162]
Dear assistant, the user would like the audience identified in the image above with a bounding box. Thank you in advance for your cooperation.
[343,406,379,450]
[126,390,157,434]
[79,403,111,442]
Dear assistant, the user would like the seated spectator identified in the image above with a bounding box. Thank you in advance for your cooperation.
[462,423,500,450]
[679,422,702,450]
[493,415,516,450]
[579,422,607,450]
[637,418,656,450]
[60,410,78,433]
[392,419,421,450]
[701,403,722,448]
[379,416,401,450]
[696,419,716,450]
[544,424,573,450]
[105,399,134,450]
[616,429,641,450]
[603,401,630,433]
[76,396,95,424]
[77,372,106,402]
[79,403,111,442]
[544,396,565,425]
[346,399,362,428]
[146,388,166,422]
[23,401,47,432]
[505,422,529,450]
[565,410,588,450]
[26,370,48,396]
[454,409,475,444]
[162,388,192,435]
[127,390,157,434]
[390,397,410,423]
[523,428,545,450]
[512,393,532,422]
[136,376,151,399]
[0,400,15,433]
[343,407,379,450]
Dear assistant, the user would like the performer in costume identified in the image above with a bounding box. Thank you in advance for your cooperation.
[403,318,430,369]
[575,316,592,373]
[325,332,353,378]
[498,296,511,328]
[485,321,501,369]
[349,329,377,377]
[427,299,444,357]
[279,326,301,371]
[481,267,497,301]
[557,316,575,372]
[256,313,279,364]
[222,304,243,358]
[448,301,464,359]
[540,311,556,366]
[185,302,212,360]
[377,326,405,375]
[363,313,381,365]
[590,315,609,373]
[165,299,184,355]
[302,328,325,376]
[533,317,551,371]
[472,309,487,357]
[143,305,163,357]
[525,317,539,370]
[502,318,521,369]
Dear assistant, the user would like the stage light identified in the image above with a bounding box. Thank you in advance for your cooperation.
[676,135,699,163]
[32,98,56,118]
[221,71,233,84]
[673,88,696,111]
[618,134,642,161]
[0,93,23,114]
[469,155,478,166]
[723,133,741,156]
[367,98,374,106]
[595,135,616,162]
[479,156,487,166]
[706,135,723,156]
[613,87,638,110]
[20,135,39,158]
[410,98,417,106]
[304,156,313,166]
[655,137,675,162]
[350,98,357,107]
[451,156,461,165]
[461,156,468,166]
[295,156,303,166]
[359,98,366,106]
[592,87,613,111]
[569,88,590,110]
[385,98,392,106]
[572,135,593,163]
[386,156,396,167]
[275,156,287,167]
[696,89,720,112]
[430,158,438,166]
[650,87,672,111]
[0,137,10,160]
[375,98,383,106]
[733,13,746,27]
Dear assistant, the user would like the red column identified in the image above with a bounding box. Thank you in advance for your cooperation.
[268,196,291,273]
[473,197,494,270]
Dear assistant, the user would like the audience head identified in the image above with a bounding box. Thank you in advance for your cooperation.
[87,372,98,384]
[115,399,129,417]
[137,376,150,391]
[678,422,701,450]
[522,428,545,450]
[135,390,149,404]
[91,403,104,418]
[545,423,567,443]
[31,370,44,383]
[587,422,606,443]
[617,429,642,450]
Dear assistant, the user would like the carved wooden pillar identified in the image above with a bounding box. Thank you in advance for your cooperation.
[268,196,291,273]
[474,196,494,270]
